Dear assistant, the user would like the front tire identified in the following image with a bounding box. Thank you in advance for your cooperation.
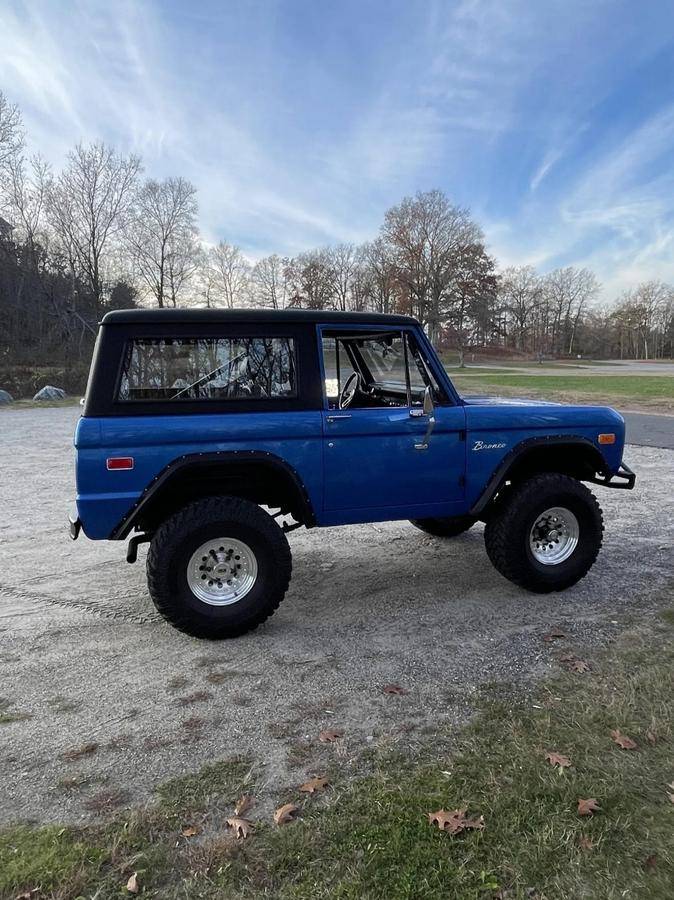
[410,516,477,538]
[147,496,292,638]
[483,474,603,593]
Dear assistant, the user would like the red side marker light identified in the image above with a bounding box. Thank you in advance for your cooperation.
[107,457,134,470]
[598,433,616,445]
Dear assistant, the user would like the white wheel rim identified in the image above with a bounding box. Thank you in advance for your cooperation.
[529,506,579,566]
[187,538,258,605]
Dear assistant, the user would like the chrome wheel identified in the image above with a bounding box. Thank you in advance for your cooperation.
[187,538,258,605]
[529,506,579,566]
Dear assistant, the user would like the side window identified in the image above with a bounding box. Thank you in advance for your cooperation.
[321,329,448,410]
[117,336,297,401]
[406,334,448,405]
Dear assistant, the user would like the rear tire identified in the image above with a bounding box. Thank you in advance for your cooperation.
[147,496,291,638]
[483,474,603,593]
[410,516,477,538]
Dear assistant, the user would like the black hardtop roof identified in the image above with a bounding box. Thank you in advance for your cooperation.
[101,308,417,327]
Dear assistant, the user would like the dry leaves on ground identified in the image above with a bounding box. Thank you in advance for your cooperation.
[181,825,200,837]
[428,808,484,835]
[126,872,140,894]
[319,728,344,743]
[382,684,407,695]
[274,802,299,825]
[545,751,571,769]
[226,816,253,839]
[234,794,254,816]
[62,741,98,761]
[577,798,600,816]
[611,729,637,750]
[299,776,330,793]
[578,836,594,851]
[569,659,591,674]
[542,627,567,642]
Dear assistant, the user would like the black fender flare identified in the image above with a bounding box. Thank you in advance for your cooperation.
[468,435,608,516]
[109,450,316,539]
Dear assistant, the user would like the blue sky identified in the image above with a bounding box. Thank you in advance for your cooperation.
[2,0,674,298]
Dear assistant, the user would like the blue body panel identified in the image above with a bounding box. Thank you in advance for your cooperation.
[74,394,626,540]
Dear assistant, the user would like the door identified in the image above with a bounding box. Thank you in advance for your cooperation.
[319,326,466,518]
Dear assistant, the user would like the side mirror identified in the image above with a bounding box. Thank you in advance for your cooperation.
[415,387,436,451]
[423,386,435,417]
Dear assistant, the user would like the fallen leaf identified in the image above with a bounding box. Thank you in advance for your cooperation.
[234,794,254,817]
[274,802,299,825]
[578,836,594,851]
[299,776,330,793]
[577,798,600,816]
[644,854,658,871]
[545,751,571,769]
[226,816,253,839]
[542,627,567,642]
[428,808,484,835]
[558,652,576,663]
[319,728,344,743]
[382,683,407,695]
[181,825,199,837]
[646,730,657,745]
[126,872,140,894]
[570,659,590,673]
[611,729,637,750]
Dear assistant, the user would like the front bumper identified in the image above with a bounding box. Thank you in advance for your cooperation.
[589,461,636,490]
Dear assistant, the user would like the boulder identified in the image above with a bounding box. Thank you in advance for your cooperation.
[33,385,67,401]
[0,389,13,405]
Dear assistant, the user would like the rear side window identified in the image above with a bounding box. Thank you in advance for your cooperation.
[117,337,297,401]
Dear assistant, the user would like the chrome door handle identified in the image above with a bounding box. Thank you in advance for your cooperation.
[326,414,352,423]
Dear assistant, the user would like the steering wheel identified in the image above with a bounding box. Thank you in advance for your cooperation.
[339,372,362,409]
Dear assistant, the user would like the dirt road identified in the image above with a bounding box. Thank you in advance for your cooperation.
[1,407,672,824]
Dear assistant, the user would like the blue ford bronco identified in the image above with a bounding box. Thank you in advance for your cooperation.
[70,309,635,638]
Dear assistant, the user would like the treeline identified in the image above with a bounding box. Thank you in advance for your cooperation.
[1,91,672,397]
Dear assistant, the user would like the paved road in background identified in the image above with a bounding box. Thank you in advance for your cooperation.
[622,412,674,449]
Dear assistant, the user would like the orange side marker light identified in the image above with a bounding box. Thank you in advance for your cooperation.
[598,433,615,445]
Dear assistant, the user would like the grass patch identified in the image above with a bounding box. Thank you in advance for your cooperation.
[2,623,673,899]
[155,757,253,813]
[450,373,674,410]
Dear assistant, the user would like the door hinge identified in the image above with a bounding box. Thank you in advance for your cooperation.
[459,474,466,487]
[459,430,466,441]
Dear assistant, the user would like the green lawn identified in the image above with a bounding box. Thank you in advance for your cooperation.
[2,614,673,899]
[449,374,674,410]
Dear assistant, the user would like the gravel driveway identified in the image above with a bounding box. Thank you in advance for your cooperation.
[1,406,672,824]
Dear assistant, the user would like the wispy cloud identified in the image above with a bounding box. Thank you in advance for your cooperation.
[1,0,674,291]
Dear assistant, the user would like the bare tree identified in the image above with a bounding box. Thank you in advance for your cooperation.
[205,241,251,308]
[3,153,50,253]
[47,142,141,313]
[363,238,397,314]
[381,189,484,343]
[542,267,600,355]
[250,254,287,308]
[498,266,541,352]
[285,249,335,309]
[0,91,23,173]
[328,243,357,311]
[127,177,198,308]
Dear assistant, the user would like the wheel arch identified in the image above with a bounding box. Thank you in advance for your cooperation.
[109,451,316,539]
[470,436,607,518]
